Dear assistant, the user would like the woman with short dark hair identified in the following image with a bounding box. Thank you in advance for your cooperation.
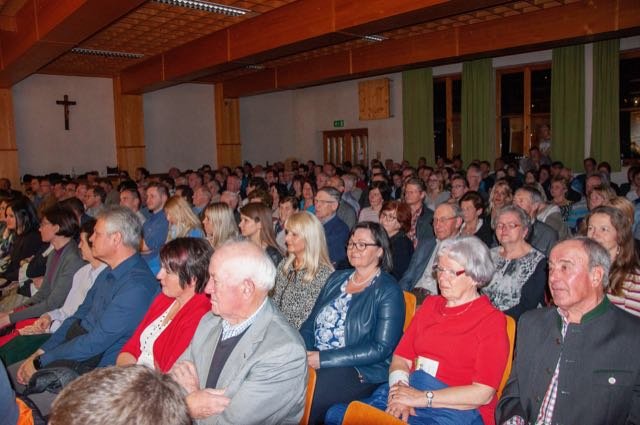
[300,221,404,424]
[117,237,213,372]
[379,201,414,280]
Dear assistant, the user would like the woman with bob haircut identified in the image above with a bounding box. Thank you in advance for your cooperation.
[300,221,405,424]
[117,237,213,372]
[379,200,414,280]
[201,202,238,249]
[239,202,283,266]
[0,204,84,329]
[272,211,333,329]
[586,206,640,316]
[325,236,509,425]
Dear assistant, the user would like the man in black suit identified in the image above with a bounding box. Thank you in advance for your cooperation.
[497,237,640,425]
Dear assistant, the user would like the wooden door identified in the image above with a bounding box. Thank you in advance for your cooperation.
[323,129,368,165]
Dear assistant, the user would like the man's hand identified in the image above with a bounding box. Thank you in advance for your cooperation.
[32,276,44,289]
[170,361,201,393]
[306,351,320,369]
[17,357,37,385]
[33,314,52,332]
[186,389,231,419]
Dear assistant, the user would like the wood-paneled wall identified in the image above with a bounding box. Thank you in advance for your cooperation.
[113,77,145,177]
[215,83,241,167]
[0,88,20,189]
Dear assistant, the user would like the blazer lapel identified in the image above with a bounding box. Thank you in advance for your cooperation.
[197,314,224,389]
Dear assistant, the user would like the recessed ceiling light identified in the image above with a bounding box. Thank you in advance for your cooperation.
[154,0,249,16]
[71,48,144,59]
[362,34,387,42]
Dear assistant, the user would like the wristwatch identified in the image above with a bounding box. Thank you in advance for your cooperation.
[425,391,434,408]
[33,355,42,370]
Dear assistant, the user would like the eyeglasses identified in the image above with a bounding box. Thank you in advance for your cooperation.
[346,241,378,251]
[314,198,336,205]
[495,222,521,231]
[432,216,456,224]
[380,212,397,221]
[432,265,465,279]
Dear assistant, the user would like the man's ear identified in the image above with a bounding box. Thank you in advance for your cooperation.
[242,278,256,298]
[590,266,605,289]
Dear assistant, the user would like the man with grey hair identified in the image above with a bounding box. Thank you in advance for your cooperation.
[12,206,159,415]
[399,203,463,303]
[497,237,640,425]
[513,186,558,256]
[314,186,349,268]
[171,240,307,425]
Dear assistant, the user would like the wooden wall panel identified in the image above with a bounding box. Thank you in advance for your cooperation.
[119,55,165,94]
[278,51,352,88]
[164,30,229,81]
[0,88,19,189]
[215,83,241,167]
[359,78,390,120]
[113,77,145,177]
[222,69,277,98]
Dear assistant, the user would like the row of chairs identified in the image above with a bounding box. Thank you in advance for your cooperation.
[300,292,517,425]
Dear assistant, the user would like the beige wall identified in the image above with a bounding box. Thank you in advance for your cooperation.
[143,83,216,173]
[12,74,117,176]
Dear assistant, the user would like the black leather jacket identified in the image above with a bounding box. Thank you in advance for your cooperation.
[300,269,405,384]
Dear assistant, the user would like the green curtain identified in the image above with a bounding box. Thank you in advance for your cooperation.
[551,45,585,171]
[402,68,434,165]
[461,58,495,164]
[591,39,620,171]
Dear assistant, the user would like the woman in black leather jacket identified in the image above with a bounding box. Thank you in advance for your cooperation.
[300,221,405,424]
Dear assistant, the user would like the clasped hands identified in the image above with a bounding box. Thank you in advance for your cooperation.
[387,382,428,423]
[170,360,231,419]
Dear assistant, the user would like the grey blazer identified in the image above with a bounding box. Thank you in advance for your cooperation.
[10,241,85,323]
[178,298,308,425]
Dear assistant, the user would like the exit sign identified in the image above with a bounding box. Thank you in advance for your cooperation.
[333,120,344,128]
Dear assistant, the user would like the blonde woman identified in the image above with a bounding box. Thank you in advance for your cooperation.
[164,196,204,241]
[488,179,513,222]
[239,202,283,266]
[272,212,334,328]
[202,202,238,249]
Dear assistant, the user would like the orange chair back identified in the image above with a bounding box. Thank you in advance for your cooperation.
[343,401,405,425]
[497,315,516,399]
[300,367,317,425]
[403,291,417,331]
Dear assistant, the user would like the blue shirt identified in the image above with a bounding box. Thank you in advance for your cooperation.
[40,253,159,367]
[142,210,169,252]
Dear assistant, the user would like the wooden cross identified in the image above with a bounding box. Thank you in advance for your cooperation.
[56,95,76,130]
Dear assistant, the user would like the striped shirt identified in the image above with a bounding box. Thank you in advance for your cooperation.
[221,297,267,340]
[608,270,640,317]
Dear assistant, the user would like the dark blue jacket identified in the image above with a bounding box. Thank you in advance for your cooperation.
[398,237,437,291]
[300,269,405,384]
[323,215,349,268]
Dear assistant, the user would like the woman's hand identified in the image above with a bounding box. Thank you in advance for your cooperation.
[306,351,320,369]
[388,383,428,409]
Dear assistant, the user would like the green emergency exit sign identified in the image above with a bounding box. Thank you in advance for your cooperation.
[333,120,344,128]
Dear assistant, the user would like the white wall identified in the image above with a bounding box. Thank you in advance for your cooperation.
[143,83,216,173]
[12,74,117,176]
[240,73,403,165]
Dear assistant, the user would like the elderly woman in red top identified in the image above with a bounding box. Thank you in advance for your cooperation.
[326,236,509,425]
[117,237,212,373]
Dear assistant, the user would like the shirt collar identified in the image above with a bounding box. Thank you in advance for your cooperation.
[221,297,268,340]
[555,296,610,329]
[107,253,143,282]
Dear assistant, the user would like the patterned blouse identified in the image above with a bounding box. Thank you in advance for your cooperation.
[314,281,352,351]
[272,261,333,329]
[483,247,546,315]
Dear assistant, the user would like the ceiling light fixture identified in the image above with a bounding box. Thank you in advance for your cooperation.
[71,48,144,59]
[154,0,249,16]
[362,34,387,42]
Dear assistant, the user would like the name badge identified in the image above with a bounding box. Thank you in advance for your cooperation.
[415,356,439,377]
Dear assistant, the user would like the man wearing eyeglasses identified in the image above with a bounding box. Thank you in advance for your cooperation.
[399,203,463,304]
[314,187,349,268]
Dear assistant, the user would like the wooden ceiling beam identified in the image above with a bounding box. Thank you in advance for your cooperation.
[0,0,147,87]
[223,0,640,97]
[119,0,513,94]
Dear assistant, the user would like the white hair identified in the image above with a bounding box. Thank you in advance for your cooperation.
[216,239,276,291]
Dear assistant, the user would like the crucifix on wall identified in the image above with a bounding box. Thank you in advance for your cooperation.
[55,94,76,130]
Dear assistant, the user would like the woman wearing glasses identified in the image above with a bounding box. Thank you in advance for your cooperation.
[482,205,547,320]
[325,236,509,425]
[379,201,414,280]
[272,211,334,329]
[300,222,405,424]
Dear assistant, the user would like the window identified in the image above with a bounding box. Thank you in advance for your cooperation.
[433,76,461,160]
[496,65,551,158]
[620,55,640,161]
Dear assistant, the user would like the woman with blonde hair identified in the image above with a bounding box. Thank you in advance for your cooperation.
[164,196,204,241]
[239,202,283,266]
[272,211,334,328]
[488,179,513,222]
[201,202,238,249]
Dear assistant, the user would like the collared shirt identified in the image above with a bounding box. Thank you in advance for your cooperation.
[142,209,169,251]
[40,253,158,367]
[408,205,423,248]
[413,240,440,294]
[221,297,267,341]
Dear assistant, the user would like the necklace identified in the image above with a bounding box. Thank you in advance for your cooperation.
[349,269,380,286]
[440,297,478,317]
[346,269,381,293]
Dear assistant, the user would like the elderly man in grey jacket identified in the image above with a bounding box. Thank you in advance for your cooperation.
[171,240,307,425]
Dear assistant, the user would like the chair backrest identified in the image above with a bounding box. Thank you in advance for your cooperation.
[299,367,316,425]
[403,291,417,331]
[343,401,405,425]
[497,315,517,399]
